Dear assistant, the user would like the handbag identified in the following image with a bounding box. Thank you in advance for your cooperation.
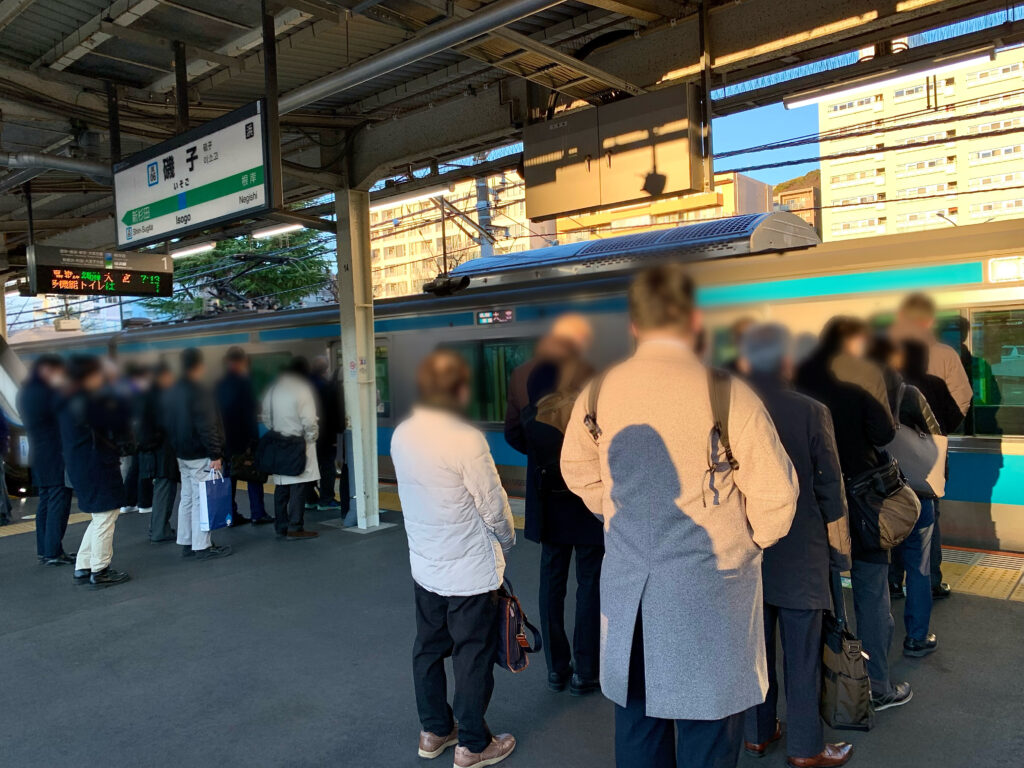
[199,470,233,532]
[885,383,947,498]
[846,457,921,551]
[821,571,874,731]
[496,578,542,673]
[255,384,306,476]
[230,449,266,485]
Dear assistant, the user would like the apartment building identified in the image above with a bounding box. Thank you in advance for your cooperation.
[773,170,822,237]
[820,45,1024,241]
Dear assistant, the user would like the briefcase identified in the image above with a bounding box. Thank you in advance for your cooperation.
[821,572,874,731]
[496,579,542,674]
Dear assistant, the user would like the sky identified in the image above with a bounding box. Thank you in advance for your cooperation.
[712,102,820,187]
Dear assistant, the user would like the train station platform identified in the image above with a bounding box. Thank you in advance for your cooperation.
[1,493,1021,768]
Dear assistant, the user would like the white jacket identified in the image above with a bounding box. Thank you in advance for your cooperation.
[261,372,320,486]
[391,406,516,596]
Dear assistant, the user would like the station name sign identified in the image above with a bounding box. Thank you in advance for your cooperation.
[113,100,272,249]
[27,245,173,297]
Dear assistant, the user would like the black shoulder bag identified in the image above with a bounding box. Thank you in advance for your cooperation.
[254,384,306,476]
[821,570,875,731]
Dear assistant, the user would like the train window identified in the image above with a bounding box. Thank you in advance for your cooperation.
[375,345,391,418]
[969,309,1024,436]
[438,339,533,423]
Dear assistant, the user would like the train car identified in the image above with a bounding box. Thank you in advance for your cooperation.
[10,212,1024,552]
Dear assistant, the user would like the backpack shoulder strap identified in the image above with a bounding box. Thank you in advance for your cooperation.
[583,371,608,442]
[708,367,738,471]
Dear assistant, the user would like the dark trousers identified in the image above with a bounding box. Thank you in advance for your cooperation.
[412,583,499,754]
[615,612,743,768]
[229,477,268,520]
[149,477,177,541]
[35,485,72,558]
[745,605,823,759]
[895,497,935,640]
[930,500,944,588]
[539,542,603,680]
[317,445,336,504]
[274,482,309,534]
[850,559,894,698]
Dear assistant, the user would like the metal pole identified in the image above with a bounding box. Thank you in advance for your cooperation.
[699,0,715,192]
[440,195,448,275]
[279,0,563,114]
[106,80,122,163]
[174,41,189,132]
[262,0,284,210]
[23,181,34,246]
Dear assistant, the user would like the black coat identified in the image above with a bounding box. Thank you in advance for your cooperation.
[215,372,259,457]
[749,374,851,610]
[18,375,65,487]
[137,386,179,480]
[796,352,895,564]
[57,391,127,513]
[164,378,225,461]
[312,373,344,449]
[504,359,541,541]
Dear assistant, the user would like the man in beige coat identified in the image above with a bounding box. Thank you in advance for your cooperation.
[561,265,799,768]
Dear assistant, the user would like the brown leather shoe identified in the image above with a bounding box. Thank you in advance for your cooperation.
[418,726,458,759]
[787,743,854,767]
[744,719,782,757]
[453,734,516,767]
[286,530,319,540]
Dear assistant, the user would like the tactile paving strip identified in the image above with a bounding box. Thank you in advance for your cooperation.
[946,549,1024,600]
[0,512,90,538]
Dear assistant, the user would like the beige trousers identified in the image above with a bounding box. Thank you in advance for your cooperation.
[75,510,119,573]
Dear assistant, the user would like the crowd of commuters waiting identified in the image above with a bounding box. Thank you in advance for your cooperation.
[19,346,348,588]
[392,267,970,768]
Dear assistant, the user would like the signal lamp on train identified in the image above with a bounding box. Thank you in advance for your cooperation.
[989,256,1024,283]
[253,223,304,239]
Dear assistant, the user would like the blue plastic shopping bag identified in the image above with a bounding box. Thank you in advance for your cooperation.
[199,470,233,532]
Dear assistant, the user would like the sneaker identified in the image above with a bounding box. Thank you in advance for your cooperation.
[871,681,913,711]
[453,734,516,768]
[196,544,233,560]
[90,568,130,589]
[285,530,319,541]
[317,499,341,511]
[119,506,139,514]
[418,726,458,759]
[138,507,152,514]
[903,633,938,658]
[43,556,69,566]
[569,673,600,697]
[73,569,91,586]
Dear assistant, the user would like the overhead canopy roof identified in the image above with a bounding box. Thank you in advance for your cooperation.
[0,0,1018,253]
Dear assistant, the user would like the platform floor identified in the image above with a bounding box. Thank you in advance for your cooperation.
[1,495,1022,768]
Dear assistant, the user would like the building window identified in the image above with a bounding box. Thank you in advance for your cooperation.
[895,129,956,151]
[829,168,884,185]
[969,172,1024,190]
[966,62,1021,86]
[832,192,885,208]
[896,156,956,176]
[968,118,1023,135]
[896,181,956,199]
[894,84,925,100]
[969,144,1024,165]
[827,94,879,114]
[831,217,885,235]
[970,198,1024,218]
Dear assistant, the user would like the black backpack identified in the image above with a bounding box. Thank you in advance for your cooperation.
[583,366,738,470]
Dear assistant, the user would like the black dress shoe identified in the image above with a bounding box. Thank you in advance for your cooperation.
[43,557,69,566]
[547,670,570,692]
[150,535,175,543]
[73,569,91,586]
[196,544,232,560]
[932,582,952,599]
[251,517,274,526]
[903,633,938,657]
[90,568,130,589]
[569,674,600,697]
[182,546,196,558]
[889,582,904,599]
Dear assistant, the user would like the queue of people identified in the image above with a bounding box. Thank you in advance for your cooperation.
[393,271,964,768]
[20,346,350,587]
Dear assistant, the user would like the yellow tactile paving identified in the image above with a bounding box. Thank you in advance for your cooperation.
[937,561,972,590]
[1009,580,1024,603]
[954,565,1023,600]
[0,512,90,538]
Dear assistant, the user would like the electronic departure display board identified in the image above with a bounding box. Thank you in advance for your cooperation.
[27,245,173,297]
[476,309,514,325]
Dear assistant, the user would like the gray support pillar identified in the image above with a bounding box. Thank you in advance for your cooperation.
[334,188,380,529]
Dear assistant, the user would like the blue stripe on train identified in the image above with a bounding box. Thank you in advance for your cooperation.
[376,428,1023,505]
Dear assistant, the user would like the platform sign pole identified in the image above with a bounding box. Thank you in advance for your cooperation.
[335,188,379,529]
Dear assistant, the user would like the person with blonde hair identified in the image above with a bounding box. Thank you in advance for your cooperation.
[392,349,517,767]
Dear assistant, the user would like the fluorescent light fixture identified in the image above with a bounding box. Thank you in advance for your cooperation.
[170,242,216,259]
[371,184,452,210]
[784,48,994,110]
[989,255,1024,283]
[253,223,304,239]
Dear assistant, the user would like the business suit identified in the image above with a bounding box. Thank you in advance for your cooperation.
[562,340,798,766]
[744,373,852,760]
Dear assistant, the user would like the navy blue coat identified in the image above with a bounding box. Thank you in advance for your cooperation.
[18,375,65,488]
[749,373,852,610]
[216,371,259,458]
[58,391,128,513]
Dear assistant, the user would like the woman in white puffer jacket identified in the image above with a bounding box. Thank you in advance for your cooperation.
[390,349,518,768]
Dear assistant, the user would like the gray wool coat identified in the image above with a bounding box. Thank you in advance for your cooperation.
[561,339,799,721]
